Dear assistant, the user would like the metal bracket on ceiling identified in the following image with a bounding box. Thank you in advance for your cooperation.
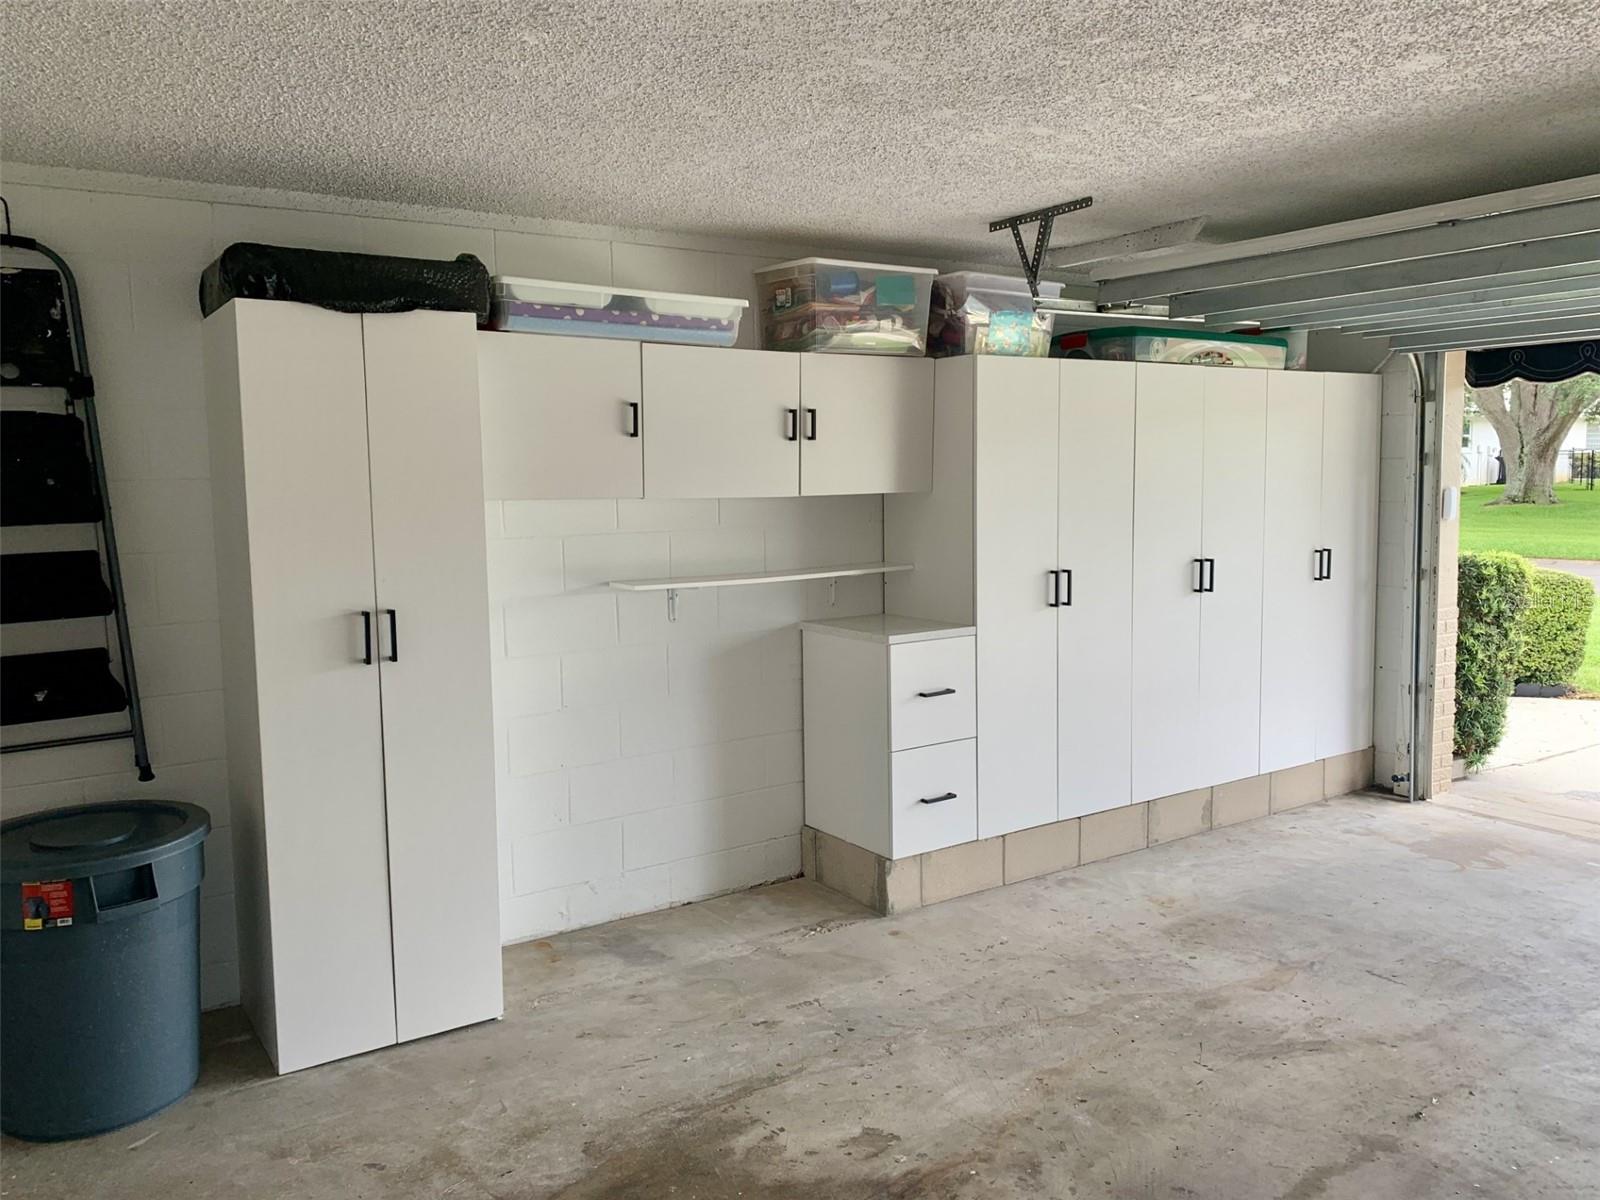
[989,196,1094,297]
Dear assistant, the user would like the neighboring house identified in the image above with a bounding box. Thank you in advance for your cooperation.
[1461,412,1596,485]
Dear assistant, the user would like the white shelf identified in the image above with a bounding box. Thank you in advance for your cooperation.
[609,561,912,593]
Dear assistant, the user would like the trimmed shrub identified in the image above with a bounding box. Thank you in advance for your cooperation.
[1454,552,1532,768]
[1515,567,1596,686]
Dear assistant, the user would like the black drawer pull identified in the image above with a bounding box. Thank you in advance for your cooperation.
[918,792,957,805]
[626,401,640,438]
[916,687,957,698]
[360,610,373,665]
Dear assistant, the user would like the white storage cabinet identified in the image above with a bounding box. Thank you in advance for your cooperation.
[205,299,502,1074]
[801,617,977,860]
[477,332,644,500]
[1259,371,1382,771]
[638,344,933,498]
[884,356,1378,847]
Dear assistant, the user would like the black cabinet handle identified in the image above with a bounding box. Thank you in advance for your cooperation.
[386,609,399,662]
[1323,547,1333,580]
[360,610,373,665]
[1047,569,1061,607]
[917,687,957,698]
[1193,558,1205,593]
[1313,548,1324,581]
[1060,567,1073,607]
[805,407,818,441]
[785,408,799,441]
[918,792,957,805]
[1204,557,1217,593]
[626,401,640,438]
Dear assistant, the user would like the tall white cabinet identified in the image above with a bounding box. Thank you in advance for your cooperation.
[886,358,1140,839]
[1260,372,1382,771]
[1058,363,1137,819]
[883,355,1379,851]
[205,299,502,1074]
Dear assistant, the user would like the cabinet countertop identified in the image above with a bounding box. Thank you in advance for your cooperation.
[799,614,975,645]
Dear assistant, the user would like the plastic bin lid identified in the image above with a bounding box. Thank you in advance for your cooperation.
[492,277,748,307]
[1,801,210,881]
[934,271,1065,299]
[755,257,938,276]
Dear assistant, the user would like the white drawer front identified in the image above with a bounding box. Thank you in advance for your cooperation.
[890,739,978,858]
[889,637,976,751]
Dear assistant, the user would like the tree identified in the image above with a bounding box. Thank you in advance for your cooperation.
[1470,373,1600,504]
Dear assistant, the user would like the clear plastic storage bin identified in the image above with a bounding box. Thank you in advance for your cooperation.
[1082,327,1288,369]
[756,258,935,355]
[489,278,747,347]
[929,271,1065,357]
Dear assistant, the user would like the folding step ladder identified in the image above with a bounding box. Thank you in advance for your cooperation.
[2,201,154,780]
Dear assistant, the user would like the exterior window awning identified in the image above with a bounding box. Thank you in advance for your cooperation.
[1466,338,1600,387]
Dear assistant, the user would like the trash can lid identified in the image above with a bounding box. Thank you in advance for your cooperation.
[1,801,210,881]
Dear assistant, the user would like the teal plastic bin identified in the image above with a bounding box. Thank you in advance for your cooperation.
[1,801,210,1140]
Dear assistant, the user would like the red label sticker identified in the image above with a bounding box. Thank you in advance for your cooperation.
[21,880,74,930]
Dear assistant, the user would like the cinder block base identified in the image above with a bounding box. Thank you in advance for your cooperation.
[922,838,1004,904]
[1212,774,1271,827]
[1081,803,1150,863]
[1003,820,1080,883]
[805,747,1374,916]
[1323,747,1374,798]
[1149,788,1212,845]
[1270,761,1324,812]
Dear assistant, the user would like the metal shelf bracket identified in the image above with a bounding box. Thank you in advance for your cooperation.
[989,196,1094,297]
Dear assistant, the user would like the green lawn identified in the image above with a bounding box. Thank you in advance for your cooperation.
[1459,482,1599,695]
[1458,483,1600,560]
[1578,601,1600,697]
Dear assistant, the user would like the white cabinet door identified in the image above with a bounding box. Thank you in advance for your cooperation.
[218,300,396,1073]
[799,355,934,495]
[1317,374,1382,758]
[477,333,642,500]
[642,344,800,497]
[1057,360,1136,818]
[974,358,1059,837]
[1259,372,1324,773]
[363,312,503,1043]
[1197,369,1268,788]
[1131,363,1206,803]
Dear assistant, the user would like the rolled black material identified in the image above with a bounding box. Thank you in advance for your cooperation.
[0,648,128,726]
[0,412,103,526]
[198,242,492,324]
[1,552,115,623]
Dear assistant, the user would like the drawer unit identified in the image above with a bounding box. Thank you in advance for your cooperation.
[801,616,977,860]
[890,739,977,858]
[889,637,975,751]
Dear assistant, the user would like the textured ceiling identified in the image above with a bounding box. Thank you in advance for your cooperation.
[4,1,1600,261]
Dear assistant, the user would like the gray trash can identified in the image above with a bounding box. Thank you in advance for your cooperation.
[1,800,210,1140]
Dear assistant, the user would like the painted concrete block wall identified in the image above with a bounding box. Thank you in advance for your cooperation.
[0,164,919,1006]
[485,495,884,941]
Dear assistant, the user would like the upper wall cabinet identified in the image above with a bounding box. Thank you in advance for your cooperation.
[638,344,935,499]
[799,355,934,496]
[478,333,643,500]
[642,344,801,498]
[476,336,936,501]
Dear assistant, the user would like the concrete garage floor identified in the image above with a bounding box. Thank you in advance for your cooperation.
[6,797,1598,1199]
